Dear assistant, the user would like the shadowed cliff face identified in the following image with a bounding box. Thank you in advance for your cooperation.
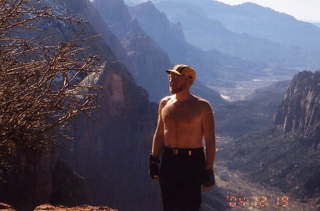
[66,62,160,211]
[0,0,116,208]
[274,71,320,138]
[1,0,161,210]
[49,1,162,210]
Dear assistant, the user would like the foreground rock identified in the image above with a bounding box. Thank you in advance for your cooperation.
[34,204,118,211]
[0,203,15,211]
[0,203,118,211]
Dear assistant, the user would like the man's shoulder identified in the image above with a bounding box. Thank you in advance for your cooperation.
[193,96,211,106]
[159,96,172,108]
[160,96,172,104]
[193,96,214,113]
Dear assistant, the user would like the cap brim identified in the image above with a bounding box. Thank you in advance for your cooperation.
[166,69,182,76]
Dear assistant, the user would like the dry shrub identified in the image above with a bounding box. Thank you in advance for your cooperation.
[0,0,101,175]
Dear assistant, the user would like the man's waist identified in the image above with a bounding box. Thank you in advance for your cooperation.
[163,146,204,157]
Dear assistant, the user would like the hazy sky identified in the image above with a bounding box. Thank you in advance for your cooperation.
[214,0,320,22]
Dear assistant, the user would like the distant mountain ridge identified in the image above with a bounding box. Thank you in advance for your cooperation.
[151,0,320,68]
[90,0,172,102]
[313,22,320,28]
[128,1,265,86]
[150,0,320,49]
[92,0,228,105]
[125,0,320,69]
[206,1,320,50]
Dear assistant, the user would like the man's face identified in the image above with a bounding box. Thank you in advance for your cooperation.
[168,73,189,94]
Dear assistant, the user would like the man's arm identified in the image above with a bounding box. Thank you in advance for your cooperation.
[151,97,168,158]
[202,102,216,170]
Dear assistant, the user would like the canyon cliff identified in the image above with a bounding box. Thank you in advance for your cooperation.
[274,71,320,138]
[0,0,161,210]
[46,1,163,211]
[219,71,320,207]
[92,0,171,102]
[65,61,160,211]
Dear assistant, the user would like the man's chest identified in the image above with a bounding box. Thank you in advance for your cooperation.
[162,102,202,125]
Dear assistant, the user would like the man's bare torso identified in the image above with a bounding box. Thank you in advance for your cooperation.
[161,95,208,148]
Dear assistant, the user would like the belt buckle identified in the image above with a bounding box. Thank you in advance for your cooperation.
[173,149,179,155]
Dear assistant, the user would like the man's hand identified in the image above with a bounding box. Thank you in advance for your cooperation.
[149,154,160,182]
[202,168,215,191]
[202,185,212,192]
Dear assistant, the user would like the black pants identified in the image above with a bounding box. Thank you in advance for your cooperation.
[160,147,205,211]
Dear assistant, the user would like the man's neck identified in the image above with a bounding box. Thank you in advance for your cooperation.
[174,89,192,101]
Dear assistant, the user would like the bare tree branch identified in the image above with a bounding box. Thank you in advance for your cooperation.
[0,0,102,173]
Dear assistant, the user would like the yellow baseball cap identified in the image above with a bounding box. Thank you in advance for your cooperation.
[166,64,196,81]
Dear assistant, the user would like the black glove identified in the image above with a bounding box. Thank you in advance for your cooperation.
[202,168,215,187]
[149,154,160,180]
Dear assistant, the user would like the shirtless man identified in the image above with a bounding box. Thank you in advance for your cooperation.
[149,64,216,211]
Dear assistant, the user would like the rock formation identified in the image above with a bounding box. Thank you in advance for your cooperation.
[219,71,320,206]
[0,0,161,210]
[274,71,320,138]
[62,61,160,211]
[92,0,171,102]
[50,1,163,210]
[216,80,289,136]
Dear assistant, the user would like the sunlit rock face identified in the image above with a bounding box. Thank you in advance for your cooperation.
[274,71,320,138]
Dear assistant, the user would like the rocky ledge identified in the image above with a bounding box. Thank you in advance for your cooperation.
[34,204,118,211]
[0,203,118,211]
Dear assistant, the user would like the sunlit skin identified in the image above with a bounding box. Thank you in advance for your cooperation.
[151,72,216,191]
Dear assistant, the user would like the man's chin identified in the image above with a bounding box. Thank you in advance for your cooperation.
[169,89,178,94]
[170,86,188,94]
[170,89,184,94]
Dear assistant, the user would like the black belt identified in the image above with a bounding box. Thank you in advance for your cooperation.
[163,146,203,156]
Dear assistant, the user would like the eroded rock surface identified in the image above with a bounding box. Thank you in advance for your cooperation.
[274,71,320,138]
